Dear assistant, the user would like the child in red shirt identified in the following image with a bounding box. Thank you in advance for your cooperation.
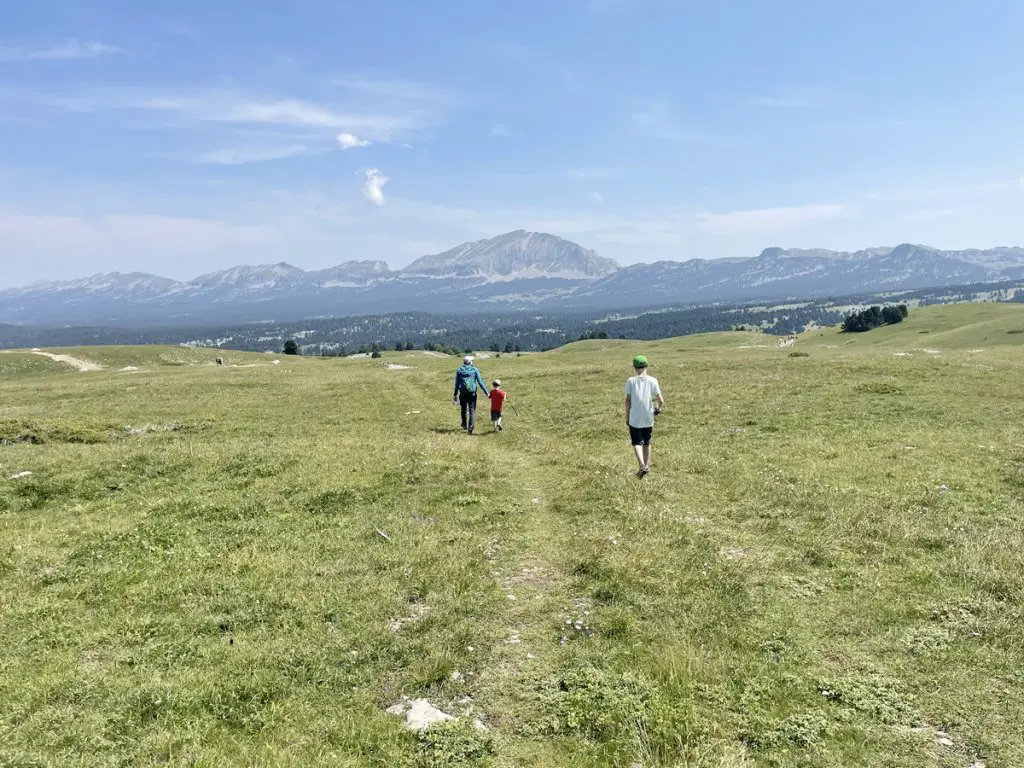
[488,380,507,432]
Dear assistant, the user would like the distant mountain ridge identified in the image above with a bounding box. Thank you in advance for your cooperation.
[1,232,1023,326]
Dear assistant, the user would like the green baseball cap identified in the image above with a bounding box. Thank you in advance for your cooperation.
[632,355,648,369]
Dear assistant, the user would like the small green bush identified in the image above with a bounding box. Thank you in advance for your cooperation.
[416,721,493,767]
[818,674,921,725]
[854,381,905,395]
[0,418,111,445]
[743,712,828,749]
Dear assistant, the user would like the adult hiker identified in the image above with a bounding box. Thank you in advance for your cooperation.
[453,355,489,434]
[624,355,664,478]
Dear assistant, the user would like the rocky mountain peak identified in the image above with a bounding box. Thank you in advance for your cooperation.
[402,230,619,280]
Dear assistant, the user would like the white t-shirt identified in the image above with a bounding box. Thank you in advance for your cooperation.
[625,374,662,428]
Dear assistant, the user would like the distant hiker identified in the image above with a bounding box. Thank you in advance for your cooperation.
[453,356,489,434]
[489,380,507,432]
[624,355,664,478]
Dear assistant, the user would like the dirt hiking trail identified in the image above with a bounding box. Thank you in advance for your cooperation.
[30,350,104,372]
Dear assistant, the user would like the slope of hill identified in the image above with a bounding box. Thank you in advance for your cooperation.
[815,301,1024,350]
[2,304,1022,765]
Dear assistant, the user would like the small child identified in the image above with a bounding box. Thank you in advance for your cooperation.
[488,380,507,431]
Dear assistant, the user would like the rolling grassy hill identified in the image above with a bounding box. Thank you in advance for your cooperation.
[1,304,1022,767]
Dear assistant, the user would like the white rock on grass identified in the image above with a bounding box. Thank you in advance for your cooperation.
[9,471,33,480]
[386,699,455,732]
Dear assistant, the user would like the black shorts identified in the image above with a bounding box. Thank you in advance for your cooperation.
[629,425,653,446]
[491,410,502,420]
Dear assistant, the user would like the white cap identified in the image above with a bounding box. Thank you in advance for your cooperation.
[493,379,501,386]
[463,355,473,364]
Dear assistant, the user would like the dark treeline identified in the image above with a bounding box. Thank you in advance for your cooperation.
[1,278,1021,354]
[245,304,848,356]
[841,304,909,333]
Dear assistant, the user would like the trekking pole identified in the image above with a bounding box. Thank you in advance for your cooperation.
[509,402,520,417]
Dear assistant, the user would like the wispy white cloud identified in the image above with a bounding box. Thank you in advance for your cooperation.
[362,169,388,206]
[863,178,1022,203]
[569,168,611,181]
[746,88,829,109]
[696,203,851,235]
[332,74,454,105]
[632,104,721,143]
[161,20,199,40]
[747,96,816,108]
[0,40,121,63]
[199,97,417,136]
[0,211,272,257]
[337,132,371,149]
[590,192,605,205]
[9,87,426,140]
[899,208,959,224]
[490,121,510,138]
[195,145,310,165]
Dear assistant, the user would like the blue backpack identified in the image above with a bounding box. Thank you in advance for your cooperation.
[457,365,478,394]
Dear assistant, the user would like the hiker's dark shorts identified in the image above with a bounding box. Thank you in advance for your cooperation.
[491,410,502,420]
[629,425,653,446]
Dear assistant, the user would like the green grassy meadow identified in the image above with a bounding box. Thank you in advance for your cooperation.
[2,303,1023,767]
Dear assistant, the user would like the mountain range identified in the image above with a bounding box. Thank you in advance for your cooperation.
[2,231,1023,326]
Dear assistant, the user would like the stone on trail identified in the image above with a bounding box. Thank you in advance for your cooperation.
[386,698,456,732]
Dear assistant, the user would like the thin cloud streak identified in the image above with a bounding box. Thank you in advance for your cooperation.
[569,168,611,181]
[8,87,428,140]
[747,97,817,108]
[195,145,310,165]
[332,74,455,105]
[631,104,722,143]
[696,204,852,236]
[0,40,121,62]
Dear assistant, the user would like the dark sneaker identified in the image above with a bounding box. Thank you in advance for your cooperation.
[637,466,650,478]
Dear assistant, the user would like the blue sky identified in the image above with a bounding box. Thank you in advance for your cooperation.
[1,0,1022,287]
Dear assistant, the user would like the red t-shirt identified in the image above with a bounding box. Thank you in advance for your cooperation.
[488,389,506,412]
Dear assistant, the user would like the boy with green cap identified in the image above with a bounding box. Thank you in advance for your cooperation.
[624,355,664,478]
